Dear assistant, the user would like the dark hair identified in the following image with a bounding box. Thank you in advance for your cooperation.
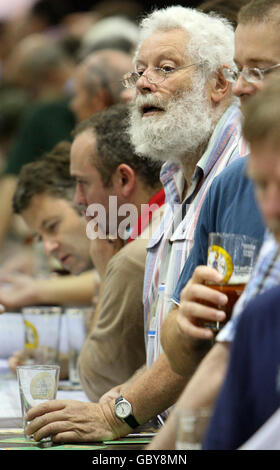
[199,0,250,28]
[238,0,280,24]
[73,103,162,189]
[0,83,29,142]
[13,141,75,214]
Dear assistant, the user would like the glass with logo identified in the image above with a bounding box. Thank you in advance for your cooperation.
[201,233,259,331]
[22,306,62,365]
[65,308,87,386]
[16,364,60,442]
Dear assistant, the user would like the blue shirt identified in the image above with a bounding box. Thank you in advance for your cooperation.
[172,157,265,304]
[203,285,280,450]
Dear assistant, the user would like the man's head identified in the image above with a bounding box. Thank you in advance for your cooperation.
[70,103,162,236]
[199,0,250,28]
[4,34,74,100]
[127,6,235,165]
[70,49,134,122]
[243,78,280,242]
[230,0,280,103]
[13,142,92,275]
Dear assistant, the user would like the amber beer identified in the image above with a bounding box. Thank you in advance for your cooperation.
[199,280,246,331]
[203,233,259,332]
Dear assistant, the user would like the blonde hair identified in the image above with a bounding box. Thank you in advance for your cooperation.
[238,0,280,25]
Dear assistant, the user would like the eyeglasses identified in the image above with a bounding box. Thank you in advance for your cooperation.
[122,63,200,88]
[223,64,280,84]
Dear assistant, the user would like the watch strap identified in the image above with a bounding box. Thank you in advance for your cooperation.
[124,414,140,429]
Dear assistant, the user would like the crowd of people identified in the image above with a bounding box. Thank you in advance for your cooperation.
[0,0,280,450]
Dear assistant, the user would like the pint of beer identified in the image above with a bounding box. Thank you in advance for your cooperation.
[202,233,259,331]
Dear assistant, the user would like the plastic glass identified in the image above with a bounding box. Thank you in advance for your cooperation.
[65,308,87,386]
[204,233,259,331]
[22,306,62,365]
[176,408,212,450]
[16,364,60,443]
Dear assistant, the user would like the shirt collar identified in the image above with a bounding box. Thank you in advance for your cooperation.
[126,188,165,243]
[199,104,242,177]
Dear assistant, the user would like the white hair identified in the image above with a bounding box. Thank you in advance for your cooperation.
[82,16,139,51]
[134,6,235,77]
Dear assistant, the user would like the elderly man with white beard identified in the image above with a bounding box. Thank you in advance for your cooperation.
[22,6,248,444]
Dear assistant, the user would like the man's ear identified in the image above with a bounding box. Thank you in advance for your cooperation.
[209,67,231,104]
[112,164,136,198]
[90,87,114,112]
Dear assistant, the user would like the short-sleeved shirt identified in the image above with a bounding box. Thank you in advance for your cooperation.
[143,104,249,367]
[172,157,266,304]
[5,97,75,175]
[203,285,280,450]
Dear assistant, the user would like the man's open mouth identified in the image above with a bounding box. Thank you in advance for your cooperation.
[141,105,164,116]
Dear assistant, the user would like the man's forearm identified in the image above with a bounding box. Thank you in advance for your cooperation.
[121,364,147,390]
[36,270,99,305]
[105,352,188,432]
[147,341,230,449]
[161,306,212,376]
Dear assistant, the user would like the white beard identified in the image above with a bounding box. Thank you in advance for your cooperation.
[128,80,218,165]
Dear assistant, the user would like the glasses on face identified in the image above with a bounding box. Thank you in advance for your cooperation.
[223,63,280,84]
[122,63,200,88]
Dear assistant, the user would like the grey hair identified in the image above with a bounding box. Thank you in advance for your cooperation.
[80,50,133,102]
[80,16,139,57]
[22,41,69,76]
[134,6,235,78]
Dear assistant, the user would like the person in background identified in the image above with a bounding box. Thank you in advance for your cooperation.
[78,15,139,59]
[3,141,97,375]
[198,0,250,28]
[0,35,76,254]
[70,48,133,123]
[0,46,133,270]
[3,33,75,101]
[0,141,96,313]
[71,103,163,401]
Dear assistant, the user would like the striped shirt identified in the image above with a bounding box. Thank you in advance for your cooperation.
[143,104,249,367]
[217,231,280,343]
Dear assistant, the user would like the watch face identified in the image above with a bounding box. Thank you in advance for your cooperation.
[116,400,131,418]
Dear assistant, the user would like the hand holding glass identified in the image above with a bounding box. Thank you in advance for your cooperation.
[16,365,60,443]
[201,233,259,331]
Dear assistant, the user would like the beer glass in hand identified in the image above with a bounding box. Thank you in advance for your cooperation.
[202,233,259,331]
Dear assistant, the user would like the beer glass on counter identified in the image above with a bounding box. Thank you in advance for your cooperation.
[202,233,259,331]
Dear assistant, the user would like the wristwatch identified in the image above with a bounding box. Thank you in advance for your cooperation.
[114,396,140,429]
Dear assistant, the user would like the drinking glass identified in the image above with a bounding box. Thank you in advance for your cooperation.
[22,306,62,364]
[176,408,212,450]
[203,233,259,331]
[65,308,87,386]
[16,364,60,443]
